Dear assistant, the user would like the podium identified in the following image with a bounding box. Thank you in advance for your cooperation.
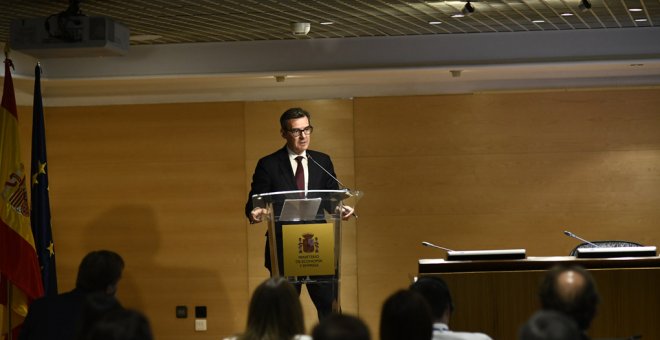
[251,189,354,311]
[418,256,660,339]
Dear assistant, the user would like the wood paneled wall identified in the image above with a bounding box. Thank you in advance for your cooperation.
[15,88,660,339]
[18,102,250,340]
[353,89,660,337]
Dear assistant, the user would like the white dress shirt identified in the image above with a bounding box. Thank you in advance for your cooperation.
[287,148,308,190]
[433,322,493,340]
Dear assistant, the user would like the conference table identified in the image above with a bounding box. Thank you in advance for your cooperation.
[418,256,660,339]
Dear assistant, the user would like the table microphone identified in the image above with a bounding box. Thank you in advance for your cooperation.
[563,230,600,247]
[421,241,455,252]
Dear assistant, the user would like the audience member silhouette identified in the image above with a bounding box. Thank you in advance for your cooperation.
[225,277,311,340]
[19,250,125,340]
[312,313,371,340]
[379,289,433,340]
[538,264,600,340]
[76,292,124,340]
[410,276,493,340]
[82,308,153,340]
[519,310,581,340]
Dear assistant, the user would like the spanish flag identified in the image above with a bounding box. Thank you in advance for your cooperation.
[0,56,44,338]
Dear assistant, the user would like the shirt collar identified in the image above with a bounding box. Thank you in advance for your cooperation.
[287,147,307,159]
[433,322,449,332]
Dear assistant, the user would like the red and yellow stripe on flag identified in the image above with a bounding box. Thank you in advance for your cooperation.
[0,57,44,338]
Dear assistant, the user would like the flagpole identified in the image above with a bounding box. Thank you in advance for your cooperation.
[3,44,14,340]
[6,281,12,340]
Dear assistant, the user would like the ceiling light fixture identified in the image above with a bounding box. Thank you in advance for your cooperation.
[291,22,311,36]
[532,20,545,23]
[462,1,475,16]
[451,14,465,18]
[320,21,334,25]
[634,18,647,22]
[429,21,443,25]
[560,12,574,16]
[578,0,592,12]
[628,8,642,12]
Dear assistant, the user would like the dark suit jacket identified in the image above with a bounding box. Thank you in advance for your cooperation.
[19,288,86,340]
[245,146,339,216]
[245,146,340,271]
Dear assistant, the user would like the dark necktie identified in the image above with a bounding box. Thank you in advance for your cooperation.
[295,156,305,192]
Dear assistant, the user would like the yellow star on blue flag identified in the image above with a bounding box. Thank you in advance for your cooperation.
[30,63,58,296]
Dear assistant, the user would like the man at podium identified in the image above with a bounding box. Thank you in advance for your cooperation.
[245,107,354,319]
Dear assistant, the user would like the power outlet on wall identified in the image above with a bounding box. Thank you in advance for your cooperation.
[195,319,207,332]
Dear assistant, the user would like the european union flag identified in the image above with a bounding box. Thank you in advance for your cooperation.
[30,63,57,296]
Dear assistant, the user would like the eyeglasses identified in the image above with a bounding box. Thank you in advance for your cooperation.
[286,126,313,137]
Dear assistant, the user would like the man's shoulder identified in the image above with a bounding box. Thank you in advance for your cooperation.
[262,146,286,157]
[306,149,332,163]
[258,148,331,162]
[32,289,85,307]
[253,149,286,170]
[307,149,330,158]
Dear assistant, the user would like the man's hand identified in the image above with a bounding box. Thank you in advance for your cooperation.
[250,207,268,224]
[341,205,356,221]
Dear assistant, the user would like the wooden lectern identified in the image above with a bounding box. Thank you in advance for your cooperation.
[419,256,660,339]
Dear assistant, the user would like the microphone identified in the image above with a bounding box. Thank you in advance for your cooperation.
[307,153,360,218]
[421,241,455,252]
[307,154,349,190]
[563,230,600,247]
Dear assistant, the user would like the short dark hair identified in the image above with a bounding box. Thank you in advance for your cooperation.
[280,107,311,130]
[312,313,371,340]
[83,308,153,340]
[379,289,433,340]
[409,276,454,320]
[76,250,124,292]
[538,264,600,331]
[519,310,581,340]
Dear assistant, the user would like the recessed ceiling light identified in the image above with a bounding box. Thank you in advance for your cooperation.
[532,20,545,23]
[635,18,648,22]
[451,14,465,18]
[320,21,334,25]
[429,21,443,25]
[629,8,643,12]
[560,12,574,16]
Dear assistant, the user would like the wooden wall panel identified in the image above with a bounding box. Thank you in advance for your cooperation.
[14,88,660,340]
[33,102,248,340]
[354,89,660,338]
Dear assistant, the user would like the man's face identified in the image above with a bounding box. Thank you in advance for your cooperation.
[281,116,311,154]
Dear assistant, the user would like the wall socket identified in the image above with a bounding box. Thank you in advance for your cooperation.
[195,319,207,332]
[175,305,187,318]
